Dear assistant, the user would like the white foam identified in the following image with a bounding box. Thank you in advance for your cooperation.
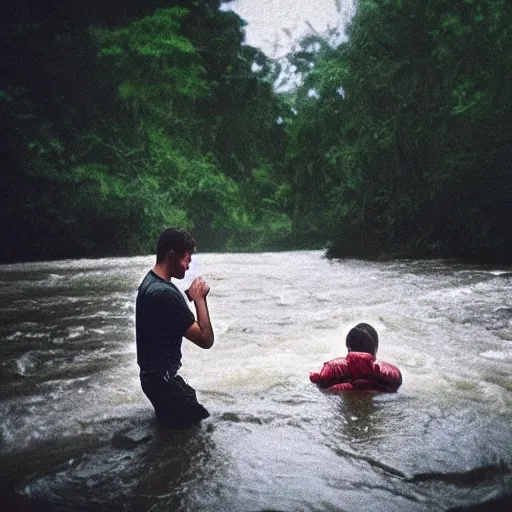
[1,422,15,444]
[447,287,473,297]
[68,326,85,339]
[479,350,512,361]
[6,331,23,340]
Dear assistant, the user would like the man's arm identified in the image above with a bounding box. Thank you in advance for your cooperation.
[184,276,214,349]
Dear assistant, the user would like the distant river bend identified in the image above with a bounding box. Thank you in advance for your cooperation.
[1,251,511,511]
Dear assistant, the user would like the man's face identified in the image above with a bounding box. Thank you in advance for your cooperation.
[170,250,192,279]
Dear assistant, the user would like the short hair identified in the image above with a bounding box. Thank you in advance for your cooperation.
[346,323,379,355]
[156,227,196,263]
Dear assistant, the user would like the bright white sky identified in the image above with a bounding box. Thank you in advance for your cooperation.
[222,0,355,57]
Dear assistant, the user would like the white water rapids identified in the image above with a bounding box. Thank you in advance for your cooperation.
[0,251,511,511]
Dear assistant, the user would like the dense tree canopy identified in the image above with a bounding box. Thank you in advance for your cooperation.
[1,0,290,260]
[284,0,512,262]
[1,0,511,262]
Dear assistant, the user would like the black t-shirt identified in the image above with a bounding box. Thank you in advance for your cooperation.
[135,270,195,375]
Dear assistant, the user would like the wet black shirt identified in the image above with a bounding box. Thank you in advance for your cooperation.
[135,271,195,376]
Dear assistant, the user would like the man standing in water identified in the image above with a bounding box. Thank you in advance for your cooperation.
[136,227,214,428]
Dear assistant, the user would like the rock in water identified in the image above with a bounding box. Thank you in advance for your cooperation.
[112,426,154,449]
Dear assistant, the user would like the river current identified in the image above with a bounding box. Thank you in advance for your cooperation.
[0,251,511,511]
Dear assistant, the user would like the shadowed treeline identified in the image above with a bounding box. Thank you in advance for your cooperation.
[288,0,512,262]
[1,0,511,262]
[1,0,290,261]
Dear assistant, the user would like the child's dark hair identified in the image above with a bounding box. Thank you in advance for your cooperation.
[346,323,379,355]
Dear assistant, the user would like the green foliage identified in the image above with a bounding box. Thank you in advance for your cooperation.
[283,0,512,262]
[92,7,209,125]
[0,1,292,261]
[3,0,511,263]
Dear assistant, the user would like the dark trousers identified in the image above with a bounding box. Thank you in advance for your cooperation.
[141,371,209,428]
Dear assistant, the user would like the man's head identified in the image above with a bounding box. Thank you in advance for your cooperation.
[156,227,196,278]
[346,323,379,355]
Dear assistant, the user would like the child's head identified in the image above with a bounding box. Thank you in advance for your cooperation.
[346,323,379,356]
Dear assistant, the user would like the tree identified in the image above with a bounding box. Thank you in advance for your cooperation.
[285,0,512,262]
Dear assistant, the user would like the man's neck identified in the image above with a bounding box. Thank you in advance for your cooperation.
[152,263,172,282]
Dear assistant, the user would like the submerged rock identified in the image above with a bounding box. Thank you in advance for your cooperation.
[112,426,154,449]
[408,463,508,486]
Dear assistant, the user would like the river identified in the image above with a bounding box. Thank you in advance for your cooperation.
[1,251,511,511]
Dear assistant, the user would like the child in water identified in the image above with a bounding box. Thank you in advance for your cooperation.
[309,323,402,392]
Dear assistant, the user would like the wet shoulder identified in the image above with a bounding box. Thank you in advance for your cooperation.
[139,272,181,300]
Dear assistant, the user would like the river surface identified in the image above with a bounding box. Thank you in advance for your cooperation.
[1,251,512,511]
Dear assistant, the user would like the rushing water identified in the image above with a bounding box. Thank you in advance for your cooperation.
[0,251,511,511]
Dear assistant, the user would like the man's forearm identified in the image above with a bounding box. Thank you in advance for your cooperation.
[194,297,214,346]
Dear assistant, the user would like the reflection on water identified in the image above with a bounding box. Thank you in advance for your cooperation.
[0,252,512,511]
[337,392,381,444]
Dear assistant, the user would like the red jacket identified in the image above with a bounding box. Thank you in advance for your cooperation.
[309,352,402,392]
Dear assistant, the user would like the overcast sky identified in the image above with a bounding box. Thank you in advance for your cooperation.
[222,0,355,57]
